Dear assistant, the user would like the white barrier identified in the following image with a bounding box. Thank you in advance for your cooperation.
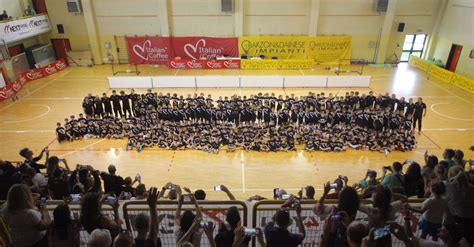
[240,76,284,87]
[327,75,371,87]
[108,75,371,88]
[196,76,240,88]
[108,76,152,88]
[284,76,327,87]
[152,76,195,88]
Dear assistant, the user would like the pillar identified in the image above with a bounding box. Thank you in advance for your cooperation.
[308,0,320,35]
[376,0,398,63]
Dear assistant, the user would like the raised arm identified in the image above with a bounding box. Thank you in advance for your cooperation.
[317,182,330,213]
[295,202,306,238]
[220,185,236,200]
[175,194,184,226]
[177,216,201,246]
[147,187,160,243]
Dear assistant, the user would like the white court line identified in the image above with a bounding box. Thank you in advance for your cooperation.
[0,130,55,133]
[430,103,474,121]
[423,128,474,131]
[174,70,179,76]
[241,150,246,193]
[24,97,83,100]
[0,70,72,112]
[59,139,106,158]
[2,104,51,124]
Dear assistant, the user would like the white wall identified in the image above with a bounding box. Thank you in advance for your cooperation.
[0,0,23,18]
[431,0,474,78]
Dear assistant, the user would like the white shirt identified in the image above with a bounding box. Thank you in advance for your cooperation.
[1,207,46,247]
[32,173,48,187]
[422,196,448,224]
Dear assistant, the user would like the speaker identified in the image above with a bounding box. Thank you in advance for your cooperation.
[57,24,64,34]
[397,23,405,32]
[221,0,233,12]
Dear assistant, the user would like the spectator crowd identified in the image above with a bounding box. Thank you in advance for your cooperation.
[0,145,473,247]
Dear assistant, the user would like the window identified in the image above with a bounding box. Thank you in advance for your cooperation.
[400,34,427,62]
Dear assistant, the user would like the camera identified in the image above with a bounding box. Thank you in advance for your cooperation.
[383,166,391,170]
[71,194,81,202]
[330,213,340,221]
[243,228,260,237]
[214,185,222,191]
[106,195,117,204]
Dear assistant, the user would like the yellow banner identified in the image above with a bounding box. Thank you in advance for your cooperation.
[451,74,474,93]
[240,59,314,70]
[409,55,430,72]
[238,36,352,64]
[429,64,455,83]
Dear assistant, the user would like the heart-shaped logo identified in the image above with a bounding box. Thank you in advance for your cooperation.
[170,61,177,68]
[133,40,151,61]
[184,39,206,60]
[12,81,21,91]
[45,65,57,74]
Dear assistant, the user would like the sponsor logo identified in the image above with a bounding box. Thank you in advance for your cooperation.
[26,70,43,80]
[18,75,28,84]
[0,86,16,99]
[169,61,186,69]
[3,23,28,33]
[12,80,22,91]
[186,60,204,69]
[206,60,223,69]
[55,60,67,70]
[184,39,224,60]
[223,60,240,69]
[132,40,168,61]
[45,65,57,75]
[29,18,48,28]
[240,39,306,55]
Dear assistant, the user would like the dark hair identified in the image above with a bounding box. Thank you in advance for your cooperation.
[338,187,360,220]
[431,181,446,195]
[275,209,290,228]
[347,221,368,245]
[194,189,206,200]
[392,162,403,172]
[52,204,72,240]
[306,186,315,199]
[80,193,102,233]
[405,162,421,179]
[226,206,241,229]
[373,186,392,222]
[445,149,455,159]
[180,210,195,233]
[426,155,438,169]
[19,148,29,158]
[444,223,464,243]
[135,184,146,197]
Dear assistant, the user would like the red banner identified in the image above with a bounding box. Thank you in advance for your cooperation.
[171,37,238,60]
[126,36,172,65]
[168,59,240,69]
[0,59,67,102]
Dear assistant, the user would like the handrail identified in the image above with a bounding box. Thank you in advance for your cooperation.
[0,13,48,24]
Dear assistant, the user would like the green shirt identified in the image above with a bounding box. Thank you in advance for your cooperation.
[381,172,404,189]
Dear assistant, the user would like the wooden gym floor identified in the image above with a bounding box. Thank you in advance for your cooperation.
[0,63,473,200]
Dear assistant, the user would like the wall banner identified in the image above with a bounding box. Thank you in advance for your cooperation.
[168,59,241,69]
[171,37,239,60]
[0,14,52,44]
[429,64,455,84]
[238,36,352,64]
[240,59,313,70]
[451,74,474,94]
[126,37,172,65]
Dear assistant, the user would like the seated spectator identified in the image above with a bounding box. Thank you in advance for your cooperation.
[131,184,147,200]
[422,151,438,192]
[434,164,447,183]
[23,167,47,195]
[407,181,447,241]
[355,169,378,192]
[101,165,125,196]
[0,10,8,20]
[194,189,206,200]
[442,148,457,169]
[88,229,112,247]
[453,150,466,168]
[0,160,21,200]
[359,185,407,228]
[298,185,316,200]
[133,187,161,247]
[24,5,36,16]
[381,162,404,191]
[48,203,81,247]
[403,161,424,198]
[113,230,134,247]
[445,166,474,245]
[345,221,368,247]
[48,168,70,200]
[1,184,50,246]
[176,215,216,247]
[121,176,139,198]
[80,192,121,237]
[19,147,48,173]
[46,156,70,178]
[325,177,346,199]
[175,194,203,246]
[215,206,250,247]
[70,165,101,193]
[264,197,305,247]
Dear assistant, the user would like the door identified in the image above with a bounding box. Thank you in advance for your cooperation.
[8,44,25,57]
[400,34,427,62]
[51,39,71,63]
[33,0,48,13]
[445,44,463,72]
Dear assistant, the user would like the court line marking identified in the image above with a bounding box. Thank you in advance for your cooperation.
[0,130,55,133]
[423,128,474,131]
[2,104,51,124]
[423,78,474,106]
[421,132,441,150]
[0,70,72,112]
[430,103,474,121]
[58,139,106,158]
[174,70,179,76]
[241,150,246,193]
[23,97,83,100]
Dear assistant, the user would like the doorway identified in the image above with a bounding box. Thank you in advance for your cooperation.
[400,34,427,62]
[51,38,71,64]
[445,44,462,72]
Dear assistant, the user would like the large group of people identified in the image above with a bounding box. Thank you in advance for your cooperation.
[0,146,473,247]
[56,90,427,153]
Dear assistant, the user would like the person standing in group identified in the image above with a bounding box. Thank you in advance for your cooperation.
[101,93,113,116]
[413,97,426,134]
[110,90,123,118]
[120,90,132,118]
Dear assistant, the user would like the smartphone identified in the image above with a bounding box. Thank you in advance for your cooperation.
[374,225,391,240]
[135,174,141,181]
[183,194,192,202]
[214,185,222,191]
[243,228,259,237]
[199,219,209,228]
[71,194,81,202]
[330,183,338,189]
[106,196,117,204]
[123,192,130,197]
[281,194,290,200]
[273,188,281,199]
[406,159,414,164]
[40,196,47,207]
[330,213,340,221]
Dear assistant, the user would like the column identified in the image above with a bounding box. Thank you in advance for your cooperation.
[81,0,103,65]
[376,0,398,63]
[234,0,244,36]
[158,0,170,36]
[424,0,448,59]
[308,0,320,35]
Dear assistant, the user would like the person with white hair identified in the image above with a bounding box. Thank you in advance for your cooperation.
[88,229,112,247]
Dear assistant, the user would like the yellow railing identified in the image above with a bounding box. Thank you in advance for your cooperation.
[408,55,474,93]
